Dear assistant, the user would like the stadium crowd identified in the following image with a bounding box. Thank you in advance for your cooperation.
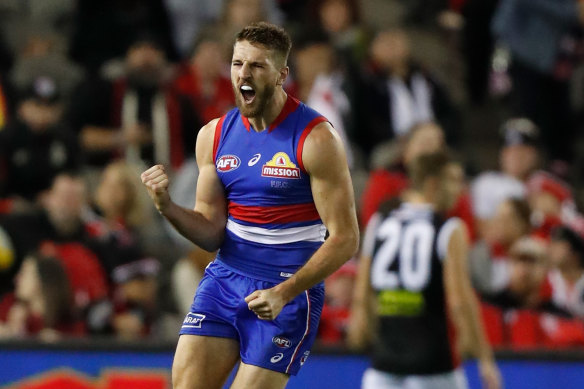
[1,0,584,353]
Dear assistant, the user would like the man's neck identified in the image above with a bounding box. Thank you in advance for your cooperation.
[247,88,288,132]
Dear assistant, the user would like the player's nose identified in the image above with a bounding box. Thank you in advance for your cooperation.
[239,62,252,79]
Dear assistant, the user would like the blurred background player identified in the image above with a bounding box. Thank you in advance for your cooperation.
[348,152,500,389]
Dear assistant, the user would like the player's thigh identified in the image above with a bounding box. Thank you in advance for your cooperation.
[230,361,289,389]
[173,334,240,389]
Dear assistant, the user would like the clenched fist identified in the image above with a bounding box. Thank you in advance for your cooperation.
[245,288,287,321]
[141,165,171,212]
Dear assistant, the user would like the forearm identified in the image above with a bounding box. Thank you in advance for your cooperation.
[456,293,494,362]
[273,233,358,303]
[160,201,225,252]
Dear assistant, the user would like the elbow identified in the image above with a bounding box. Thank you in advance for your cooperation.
[199,231,225,252]
[330,228,360,260]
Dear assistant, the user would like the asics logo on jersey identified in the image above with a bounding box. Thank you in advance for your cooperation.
[272,336,292,348]
[182,313,206,328]
[216,155,241,172]
[261,152,300,179]
[248,153,262,166]
[270,353,284,363]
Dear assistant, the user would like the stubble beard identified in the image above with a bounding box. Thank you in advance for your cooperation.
[235,83,276,119]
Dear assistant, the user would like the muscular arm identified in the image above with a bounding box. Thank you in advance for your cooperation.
[246,122,359,317]
[141,119,227,251]
[444,222,501,389]
[275,123,359,300]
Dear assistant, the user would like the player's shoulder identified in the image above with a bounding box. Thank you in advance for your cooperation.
[197,118,220,143]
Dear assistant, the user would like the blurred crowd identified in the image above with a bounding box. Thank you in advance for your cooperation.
[0,0,584,351]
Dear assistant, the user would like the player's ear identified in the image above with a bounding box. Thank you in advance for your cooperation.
[277,66,289,86]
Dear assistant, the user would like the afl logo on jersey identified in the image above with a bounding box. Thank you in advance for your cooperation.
[261,152,300,179]
[216,155,241,172]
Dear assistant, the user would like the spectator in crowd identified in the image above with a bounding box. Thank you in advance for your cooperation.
[0,173,110,297]
[470,198,532,295]
[471,118,540,239]
[68,35,200,170]
[0,76,80,208]
[527,171,580,240]
[69,0,177,73]
[88,257,178,339]
[355,28,459,156]
[480,237,549,309]
[359,122,475,239]
[545,225,584,317]
[0,253,82,339]
[293,32,354,168]
[492,0,584,171]
[173,29,235,124]
[311,0,370,65]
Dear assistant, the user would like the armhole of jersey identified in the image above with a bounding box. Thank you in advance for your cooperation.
[296,116,328,174]
[362,213,382,258]
[437,217,462,262]
[212,115,226,163]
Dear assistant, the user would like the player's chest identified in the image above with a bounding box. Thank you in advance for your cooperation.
[215,133,309,196]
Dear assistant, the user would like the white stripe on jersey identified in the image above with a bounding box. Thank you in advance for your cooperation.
[226,219,326,245]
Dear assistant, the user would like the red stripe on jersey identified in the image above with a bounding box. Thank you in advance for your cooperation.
[296,116,328,173]
[269,95,300,132]
[229,202,320,224]
[213,115,226,163]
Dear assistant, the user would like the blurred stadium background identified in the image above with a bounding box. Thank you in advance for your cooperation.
[1,0,584,388]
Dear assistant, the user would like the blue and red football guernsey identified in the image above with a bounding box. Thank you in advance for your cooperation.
[212,95,328,282]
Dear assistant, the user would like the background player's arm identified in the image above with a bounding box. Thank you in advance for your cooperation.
[347,253,376,350]
[246,122,359,319]
[444,222,501,389]
[141,119,227,252]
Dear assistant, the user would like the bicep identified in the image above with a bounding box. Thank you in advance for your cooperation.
[303,123,358,238]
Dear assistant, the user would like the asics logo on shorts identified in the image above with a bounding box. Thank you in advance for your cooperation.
[270,353,284,363]
[182,313,206,328]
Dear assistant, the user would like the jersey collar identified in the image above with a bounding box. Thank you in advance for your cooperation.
[241,94,300,133]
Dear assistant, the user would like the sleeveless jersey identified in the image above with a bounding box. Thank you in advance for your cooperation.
[362,202,462,375]
[212,95,328,282]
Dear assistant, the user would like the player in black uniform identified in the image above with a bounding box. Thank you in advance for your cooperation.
[348,152,500,389]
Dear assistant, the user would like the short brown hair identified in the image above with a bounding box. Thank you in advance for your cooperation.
[236,22,292,65]
[408,151,451,190]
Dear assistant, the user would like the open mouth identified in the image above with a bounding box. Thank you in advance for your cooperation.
[240,85,256,104]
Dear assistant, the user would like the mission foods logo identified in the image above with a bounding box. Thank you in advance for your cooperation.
[261,152,300,179]
[216,155,241,172]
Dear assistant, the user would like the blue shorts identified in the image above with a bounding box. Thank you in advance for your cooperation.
[179,260,324,375]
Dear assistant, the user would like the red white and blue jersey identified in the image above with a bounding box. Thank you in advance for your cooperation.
[212,95,328,282]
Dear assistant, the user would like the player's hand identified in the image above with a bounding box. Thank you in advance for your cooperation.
[479,359,502,389]
[245,287,287,321]
[141,165,171,212]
